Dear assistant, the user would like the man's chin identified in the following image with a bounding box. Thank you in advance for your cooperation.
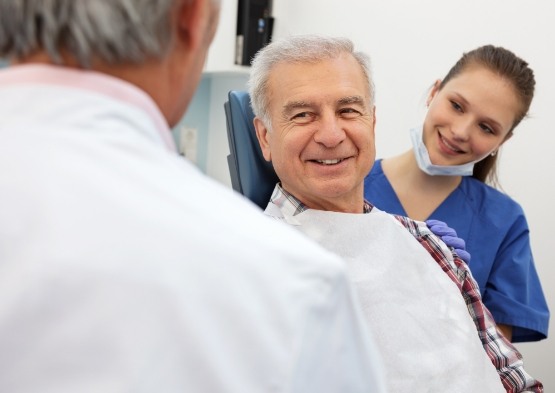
[303,184,361,206]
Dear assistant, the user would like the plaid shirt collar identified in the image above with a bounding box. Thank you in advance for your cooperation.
[270,183,373,215]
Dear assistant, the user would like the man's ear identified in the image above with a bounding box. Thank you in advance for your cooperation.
[426,79,442,107]
[176,0,216,50]
[254,117,272,162]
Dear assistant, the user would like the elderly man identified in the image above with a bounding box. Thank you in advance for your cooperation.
[0,3,387,392]
[250,35,542,393]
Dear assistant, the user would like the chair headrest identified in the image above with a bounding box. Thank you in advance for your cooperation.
[225,90,279,210]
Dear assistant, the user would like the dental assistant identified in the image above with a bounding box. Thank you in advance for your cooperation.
[364,45,549,343]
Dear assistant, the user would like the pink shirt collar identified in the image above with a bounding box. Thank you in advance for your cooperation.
[0,64,176,151]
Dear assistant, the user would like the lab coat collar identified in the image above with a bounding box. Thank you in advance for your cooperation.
[0,64,176,152]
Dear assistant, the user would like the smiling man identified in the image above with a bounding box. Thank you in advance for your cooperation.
[254,51,375,213]
[249,35,542,393]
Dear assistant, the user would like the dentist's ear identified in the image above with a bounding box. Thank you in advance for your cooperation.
[254,117,272,162]
[426,79,442,107]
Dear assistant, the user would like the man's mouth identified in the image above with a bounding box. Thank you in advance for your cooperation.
[314,158,344,165]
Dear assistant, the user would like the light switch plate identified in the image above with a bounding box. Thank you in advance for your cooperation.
[178,126,198,164]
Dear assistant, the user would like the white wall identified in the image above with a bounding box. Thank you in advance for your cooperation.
[205,72,249,184]
[269,0,553,389]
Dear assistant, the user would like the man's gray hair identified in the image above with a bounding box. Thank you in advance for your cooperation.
[0,0,176,67]
[248,35,375,130]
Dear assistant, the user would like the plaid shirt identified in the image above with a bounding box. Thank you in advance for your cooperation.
[269,184,543,393]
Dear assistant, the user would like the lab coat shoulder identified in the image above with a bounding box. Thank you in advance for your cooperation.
[170,164,388,392]
[0,152,385,393]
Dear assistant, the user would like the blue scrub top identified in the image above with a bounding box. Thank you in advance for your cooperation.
[364,159,549,342]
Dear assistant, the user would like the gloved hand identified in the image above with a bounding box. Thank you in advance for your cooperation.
[426,219,471,264]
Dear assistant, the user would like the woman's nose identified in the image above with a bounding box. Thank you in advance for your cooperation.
[451,118,473,141]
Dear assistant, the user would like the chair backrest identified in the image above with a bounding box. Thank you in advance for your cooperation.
[224,90,279,210]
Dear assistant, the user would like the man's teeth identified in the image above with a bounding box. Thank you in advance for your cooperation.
[316,159,342,165]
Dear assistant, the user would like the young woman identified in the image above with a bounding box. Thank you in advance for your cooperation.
[364,45,549,342]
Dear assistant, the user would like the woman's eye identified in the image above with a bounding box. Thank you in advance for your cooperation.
[479,123,494,134]
[450,101,463,112]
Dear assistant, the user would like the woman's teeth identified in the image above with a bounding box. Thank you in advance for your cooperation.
[441,136,462,153]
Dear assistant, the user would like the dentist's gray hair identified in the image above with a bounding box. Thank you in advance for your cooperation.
[248,34,375,130]
[0,0,177,67]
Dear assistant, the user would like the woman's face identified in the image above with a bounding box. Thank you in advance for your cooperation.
[423,66,521,166]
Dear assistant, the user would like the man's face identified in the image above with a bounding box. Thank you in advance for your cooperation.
[255,53,376,212]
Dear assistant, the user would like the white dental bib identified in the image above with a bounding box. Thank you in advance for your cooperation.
[266,204,504,392]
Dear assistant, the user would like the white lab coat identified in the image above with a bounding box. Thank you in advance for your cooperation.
[0,65,386,393]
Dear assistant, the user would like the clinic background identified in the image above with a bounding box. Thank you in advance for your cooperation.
[176,0,554,389]
[1,0,552,388]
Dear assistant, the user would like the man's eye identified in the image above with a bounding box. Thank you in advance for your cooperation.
[340,108,361,118]
[291,112,313,123]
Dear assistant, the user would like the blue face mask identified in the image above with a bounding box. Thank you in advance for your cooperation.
[410,126,480,176]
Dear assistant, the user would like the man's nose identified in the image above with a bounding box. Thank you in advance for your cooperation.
[313,113,346,147]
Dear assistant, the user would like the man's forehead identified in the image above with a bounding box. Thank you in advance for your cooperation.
[268,56,365,83]
[281,95,368,112]
[265,57,371,115]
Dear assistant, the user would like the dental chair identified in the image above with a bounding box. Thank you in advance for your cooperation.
[224,90,279,210]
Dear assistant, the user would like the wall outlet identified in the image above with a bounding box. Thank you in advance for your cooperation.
[178,126,198,164]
